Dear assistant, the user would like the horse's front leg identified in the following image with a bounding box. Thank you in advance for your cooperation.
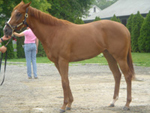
[56,57,73,113]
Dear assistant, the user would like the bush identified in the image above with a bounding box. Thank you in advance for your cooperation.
[37,41,46,57]
[111,14,121,23]
[16,37,25,58]
[94,16,101,21]
[138,11,150,52]
[74,17,84,24]
[131,11,144,52]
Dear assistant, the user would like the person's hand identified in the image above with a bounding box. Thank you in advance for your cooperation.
[2,35,11,41]
[0,46,7,53]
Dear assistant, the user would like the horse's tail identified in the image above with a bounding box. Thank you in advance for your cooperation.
[127,44,135,80]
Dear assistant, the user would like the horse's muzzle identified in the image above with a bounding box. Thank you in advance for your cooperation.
[3,24,13,38]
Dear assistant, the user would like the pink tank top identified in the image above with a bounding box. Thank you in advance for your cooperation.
[23,29,36,44]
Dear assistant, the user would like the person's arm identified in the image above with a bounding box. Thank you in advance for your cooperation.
[13,32,25,37]
[35,38,39,54]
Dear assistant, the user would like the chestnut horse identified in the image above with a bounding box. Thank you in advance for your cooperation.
[3,1,135,112]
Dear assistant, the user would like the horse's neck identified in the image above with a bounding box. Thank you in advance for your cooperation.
[28,6,68,26]
[27,7,73,56]
[28,7,68,41]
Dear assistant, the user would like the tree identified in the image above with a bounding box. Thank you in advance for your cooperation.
[138,11,150,52]
[23,0,51,13]
[94,16,101,21]
[131,11,144,52]
[47,0,94,22]
[111,14,121,23]
[126,14,134,33]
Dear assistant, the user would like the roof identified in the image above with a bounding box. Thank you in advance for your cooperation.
[83,0,150,21]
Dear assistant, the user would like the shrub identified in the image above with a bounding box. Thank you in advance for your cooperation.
[37,41,46,57]
[94,16,101,21]
[131,11,144,52]
[111,14,121,23]
[74,17,84,24]
[138,11,150,52]
[16,37,25,58]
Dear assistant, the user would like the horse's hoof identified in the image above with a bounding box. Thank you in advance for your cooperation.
[60,109,65,113]
[123,106,130,110]
[66,107,71,110]
[109,103,115,107]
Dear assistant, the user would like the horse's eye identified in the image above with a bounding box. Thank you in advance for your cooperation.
[16,13,22,17]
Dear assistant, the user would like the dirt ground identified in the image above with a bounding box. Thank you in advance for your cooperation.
[0,63,150,113]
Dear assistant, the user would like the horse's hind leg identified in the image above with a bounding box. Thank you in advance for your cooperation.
[103,51,121,107]
[117,59,132,110]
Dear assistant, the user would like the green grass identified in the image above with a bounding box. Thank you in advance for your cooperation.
[132,53,150,67]
[7,53,150,67]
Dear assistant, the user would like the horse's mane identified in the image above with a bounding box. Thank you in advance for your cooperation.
[29,6,72,26]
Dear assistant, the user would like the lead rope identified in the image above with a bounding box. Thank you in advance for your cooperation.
[0,36,13,86]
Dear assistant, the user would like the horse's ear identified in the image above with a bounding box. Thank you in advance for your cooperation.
[23,2,31,9]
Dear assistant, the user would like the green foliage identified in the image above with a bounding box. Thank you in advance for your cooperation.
[23,0,51,13]
[138,11,150,52]
[94,16,101,21]
[93,0,118,10]
[74,18,84,24]
[131,11,144,52]
[16,37,25,58]
[37,41,46,57]
[47,0,94,22]
[126,14,134,33]
[110,14,121,23]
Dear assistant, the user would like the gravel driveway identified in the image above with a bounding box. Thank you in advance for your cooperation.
[0,63,150,113]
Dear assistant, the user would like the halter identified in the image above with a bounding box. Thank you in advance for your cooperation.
[5,8,29,33]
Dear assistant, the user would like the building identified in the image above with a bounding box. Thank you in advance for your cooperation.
[82,5,101,19]
[83,0,150,25]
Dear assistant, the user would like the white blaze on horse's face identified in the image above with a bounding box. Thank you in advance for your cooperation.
[3,18,11,31]
[3,10,18,30]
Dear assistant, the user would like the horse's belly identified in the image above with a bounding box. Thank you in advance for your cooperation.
[70,44,102,62]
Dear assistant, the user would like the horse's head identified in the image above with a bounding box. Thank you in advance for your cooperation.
[3,1,31,38]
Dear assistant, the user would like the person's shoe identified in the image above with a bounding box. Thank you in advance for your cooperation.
[34,77,38,79]
[28,77,32,79]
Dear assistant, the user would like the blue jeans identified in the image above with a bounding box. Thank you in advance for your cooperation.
[24,43,37,78]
